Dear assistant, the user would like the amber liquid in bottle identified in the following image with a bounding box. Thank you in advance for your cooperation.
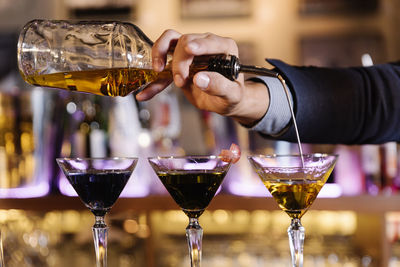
[21,55,229,97]
[22,68,170,97]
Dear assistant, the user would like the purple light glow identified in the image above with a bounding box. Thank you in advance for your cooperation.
[319,184,342,198]
[0,182,50,199]
[68,160,88,170]
[91,158,137,170]
[334,146,364,196]
[183,161,218,170]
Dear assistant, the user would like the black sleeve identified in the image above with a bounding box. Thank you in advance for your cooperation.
[265,59,400,145]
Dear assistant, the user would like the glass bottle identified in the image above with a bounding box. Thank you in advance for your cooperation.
[17,19,277,97]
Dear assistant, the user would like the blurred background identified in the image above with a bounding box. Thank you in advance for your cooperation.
[0,0,400,266]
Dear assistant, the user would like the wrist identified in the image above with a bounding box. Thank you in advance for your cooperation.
[230,80,270,127]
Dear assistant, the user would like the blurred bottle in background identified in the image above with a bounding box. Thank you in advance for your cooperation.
[56,92,153,197]
[0,32,56,198]
[361,145,381,195]
[380,142,397,194]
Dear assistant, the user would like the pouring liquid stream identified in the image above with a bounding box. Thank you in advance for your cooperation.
[239,63,305,167]
[277,74,305,167]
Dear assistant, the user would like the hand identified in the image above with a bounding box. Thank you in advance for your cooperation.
[136,30,270,126]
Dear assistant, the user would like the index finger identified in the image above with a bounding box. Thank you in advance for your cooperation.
[184,33,239,57]
[152,29,182,72]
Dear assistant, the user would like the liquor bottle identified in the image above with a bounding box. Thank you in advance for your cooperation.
[361,144,381,195]
[380,142,397,194]
[18,20,277,97]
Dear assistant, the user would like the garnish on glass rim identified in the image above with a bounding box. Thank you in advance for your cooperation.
[219,143,241,163]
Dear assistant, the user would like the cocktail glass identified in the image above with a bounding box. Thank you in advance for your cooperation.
[56,157,138,267]
[148,156,232,267]
[248,153,338,267]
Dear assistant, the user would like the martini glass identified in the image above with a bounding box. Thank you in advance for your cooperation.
[56,157,138,267]
[248,153,338,267]
[148,155,232,267]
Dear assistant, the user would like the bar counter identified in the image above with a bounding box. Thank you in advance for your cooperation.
[0,193,398,213]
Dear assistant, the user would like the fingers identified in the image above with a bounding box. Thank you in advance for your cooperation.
[153,31,239,87]
[193,71,242,100]
[152,29,181,72]
[145,30,241,105]
[172,33,238,87]
[135,78,173,101]
[171,34,199,87]
[184,34,239,57]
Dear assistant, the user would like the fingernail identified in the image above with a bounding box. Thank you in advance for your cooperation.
[174,74,184,87]
[195,73,210,89]
[135,92,144,101]
[187,41,199,52]
[153,57,164,72]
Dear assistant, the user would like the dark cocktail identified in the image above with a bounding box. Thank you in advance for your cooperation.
[57,157,138,267]
[149,156,232,267]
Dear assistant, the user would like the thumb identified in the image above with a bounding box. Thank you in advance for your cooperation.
[193,72,239,98]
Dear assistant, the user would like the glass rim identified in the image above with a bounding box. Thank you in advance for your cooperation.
[148,155,224,160]
[247,153,338,159]
[56,157,138,161]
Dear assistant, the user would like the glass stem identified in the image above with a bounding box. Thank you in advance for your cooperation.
[0,230,4,267]
[186,217,203,267]
[92,216,108,267]
[287,218,305,267]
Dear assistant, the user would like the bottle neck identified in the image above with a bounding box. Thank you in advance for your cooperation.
[166,53,279,81]
[165,53,240,81]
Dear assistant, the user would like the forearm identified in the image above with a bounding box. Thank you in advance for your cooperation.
[266,59,400,144]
